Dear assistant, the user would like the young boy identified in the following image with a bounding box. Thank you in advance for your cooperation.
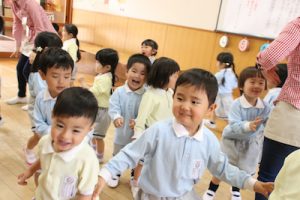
[24,47,73,164]
[141,39,158,64]
[18,87,100,200]
[107,54,151,187]
[92,68,273,200]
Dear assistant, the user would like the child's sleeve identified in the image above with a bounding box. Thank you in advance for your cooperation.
[32,75,46,97]
[108,88,122,120]
[33,94,51,136]
[99,125,158,181]
[207,134,253,189]
[224,102,253,139]
[133,92,155,138]
[77,150,100,196]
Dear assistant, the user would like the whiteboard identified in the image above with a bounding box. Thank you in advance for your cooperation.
[73,0,221,31]
[217,0,300,39]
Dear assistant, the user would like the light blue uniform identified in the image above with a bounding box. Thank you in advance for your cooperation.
[108,83,145,154]
[215,68,238,118]
[263,87,281,110]
[33,89,56,136]
[101,118,254,198]
[221,95,271,174]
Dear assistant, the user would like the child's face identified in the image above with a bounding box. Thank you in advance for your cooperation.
[95,61,110,74]
[126,62,146,91]
[173,85,215,134]
[40,67,72,98]
[51,116,93,152]
[242,76,265,100]
[61,27,73,42]
[141,44,155,57]
[167,72,179,90]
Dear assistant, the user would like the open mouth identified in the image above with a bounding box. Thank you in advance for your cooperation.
[132,79,140,85]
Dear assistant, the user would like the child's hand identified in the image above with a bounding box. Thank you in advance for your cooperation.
[17,170,32,185]
[92,177,106,200]
[253,181,274,198]
[129,119,135,130]
[249,117,262,131]
[113,117,124,128]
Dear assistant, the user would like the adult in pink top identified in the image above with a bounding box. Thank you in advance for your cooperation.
[6,0,56,105]
[255,17,300,200]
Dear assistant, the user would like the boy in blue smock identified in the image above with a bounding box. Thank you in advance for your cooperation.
[93,68,274,200]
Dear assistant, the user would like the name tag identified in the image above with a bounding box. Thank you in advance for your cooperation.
[192,159,201,179]
[59,176,78,198]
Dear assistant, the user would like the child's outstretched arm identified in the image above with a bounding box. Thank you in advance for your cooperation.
[17,159,41,185]
[92,177,106,200]
[108,88,124,128]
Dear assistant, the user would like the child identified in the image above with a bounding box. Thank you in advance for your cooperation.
[263,63,287,110]
[203,66,271,200]
[62,24,81,82]
[25,47,73,165]
[141,39,158,64]
[82,48,119,163]
[24,32,63,164]
[18,87,100,200]
[205,52,238,129]
[92,68,274,200]
[131,57,180,196]
[107,53,151,187]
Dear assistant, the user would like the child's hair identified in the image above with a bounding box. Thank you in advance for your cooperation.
[147,57,180,88]
[217,52,238,86]
[127,53,151,74]
[52,23,59,32]
[174,68,218,106]
[64,24,81,61]
[238,66,266,95]
[95,48,119,88]
[39,47,74,75]
[53,87,98,124]
[141,39,158,56]
[275,63,288,88]
[31,31,63,72]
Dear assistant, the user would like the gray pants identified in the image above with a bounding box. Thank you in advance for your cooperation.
[135,189,201,200]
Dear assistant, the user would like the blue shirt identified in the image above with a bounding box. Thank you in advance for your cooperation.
[222,95,271,140]
[108,83,145,145]
[215,68,238,94]
[264,87,281,110]
[100,119,254,197]
[28,72,46,98]
[33,89,56,136]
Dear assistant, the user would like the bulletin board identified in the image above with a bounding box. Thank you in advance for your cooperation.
[73,0,221,31]
[216,0,300,39]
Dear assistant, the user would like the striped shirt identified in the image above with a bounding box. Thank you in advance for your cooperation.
[257,17,300,109]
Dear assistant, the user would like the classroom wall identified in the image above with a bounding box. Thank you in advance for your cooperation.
[73,9,269,74]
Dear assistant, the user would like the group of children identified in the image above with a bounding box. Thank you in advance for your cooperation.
[10,22,290,200]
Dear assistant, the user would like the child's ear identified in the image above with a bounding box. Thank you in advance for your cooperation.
[105,64,111,72]
[207,103,217,113]
[39,70,46,80]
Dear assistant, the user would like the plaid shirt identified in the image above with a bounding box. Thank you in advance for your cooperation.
[257,17,300,110]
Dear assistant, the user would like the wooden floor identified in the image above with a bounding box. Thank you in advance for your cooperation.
[0,58,255,200]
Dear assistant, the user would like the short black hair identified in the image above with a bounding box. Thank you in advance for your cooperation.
[39,47,74,75]
[238,66,266,95]
[127,53,151,75]
[174,68,218,106]
[52,23,59,32]
[52,87,98,124]
[64,24,81,61]
[141,39,158,56]
[147,57,180,88]
[275,63,288,88]
[31,32,63,72]
[95,48,119,87]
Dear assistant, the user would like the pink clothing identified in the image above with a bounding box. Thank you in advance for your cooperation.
[10,0,56,48]
[257,17,300,110]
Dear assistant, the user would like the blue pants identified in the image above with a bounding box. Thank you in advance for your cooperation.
[255,137,299,200]
[16,54,31,97]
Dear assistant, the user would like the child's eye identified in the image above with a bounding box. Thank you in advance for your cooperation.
[56,123,64,128]
[192,100,200,105]
[64,76,70,79]
[176,97,183,101]
[52,75,58,79]
[73,129,81,134]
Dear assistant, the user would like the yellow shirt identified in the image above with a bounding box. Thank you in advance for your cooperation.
[134,87,173,138]
[35,135,99,200]
[90,72,112,108]
[269,149,300,200]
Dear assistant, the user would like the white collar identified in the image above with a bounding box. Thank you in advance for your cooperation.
[63,38,77,45]
[41,135,85,162]
[268,87,281,94]
[240,95,264,108]
[97,72,112,78]
[124,81,145,95]
[43,89,57,101]
[148,86,173,95]
[172,118,204,142]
